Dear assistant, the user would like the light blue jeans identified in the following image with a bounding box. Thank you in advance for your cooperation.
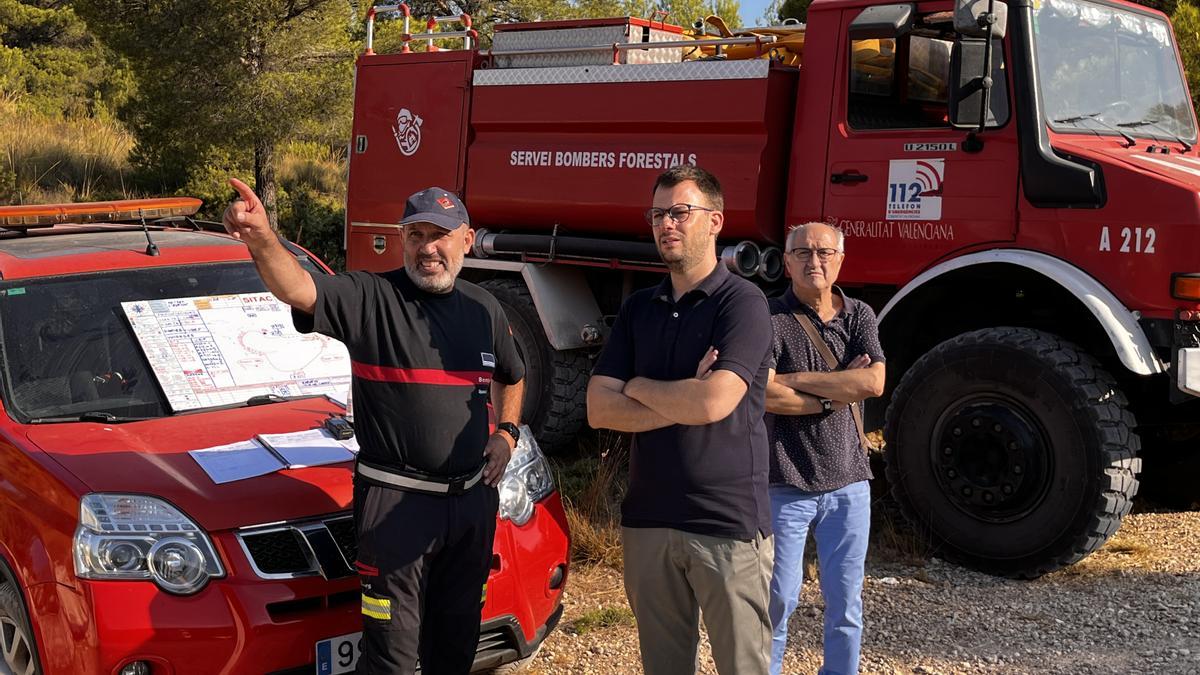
[768,480,871,675]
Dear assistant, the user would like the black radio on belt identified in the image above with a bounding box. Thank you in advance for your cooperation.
[324,415,354,440]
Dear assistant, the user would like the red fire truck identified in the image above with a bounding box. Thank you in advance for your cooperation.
[346,0,1200,577]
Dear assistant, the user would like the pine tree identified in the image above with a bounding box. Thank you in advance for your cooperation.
[75,0,357,229]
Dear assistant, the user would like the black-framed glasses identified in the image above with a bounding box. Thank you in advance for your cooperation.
[788,247,842,262]
[644,203,715,227]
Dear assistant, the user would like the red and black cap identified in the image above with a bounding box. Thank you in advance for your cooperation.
[398,187,470,231]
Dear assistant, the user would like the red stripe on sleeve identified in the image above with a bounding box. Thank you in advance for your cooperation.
[352,362,492,386]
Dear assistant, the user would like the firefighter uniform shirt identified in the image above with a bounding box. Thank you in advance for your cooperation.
[293,269,525,477]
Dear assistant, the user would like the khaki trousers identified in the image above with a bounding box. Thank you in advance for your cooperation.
[623,526,774,675]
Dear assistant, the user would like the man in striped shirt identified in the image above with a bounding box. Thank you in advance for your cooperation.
[224,178,525,674]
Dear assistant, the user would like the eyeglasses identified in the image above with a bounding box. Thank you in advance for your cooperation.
[788,247,842,262]
[644,203,715,227]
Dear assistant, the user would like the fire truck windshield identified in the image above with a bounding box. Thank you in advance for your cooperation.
[1034,0,1195,142]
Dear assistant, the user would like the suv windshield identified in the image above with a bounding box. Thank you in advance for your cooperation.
[1035,0,1195,141]
[0,261,330,423]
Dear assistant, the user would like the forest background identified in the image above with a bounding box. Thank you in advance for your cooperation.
[1,0,1195,270]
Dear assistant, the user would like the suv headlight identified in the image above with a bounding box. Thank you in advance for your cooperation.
[498,425,555,526]
[73,494,224,595]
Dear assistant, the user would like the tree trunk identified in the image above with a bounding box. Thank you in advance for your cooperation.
[255,140,279,232]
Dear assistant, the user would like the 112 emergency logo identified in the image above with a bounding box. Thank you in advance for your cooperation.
[886,159,945,221]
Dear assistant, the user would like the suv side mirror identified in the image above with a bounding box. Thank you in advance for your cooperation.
[954,0,1008,39]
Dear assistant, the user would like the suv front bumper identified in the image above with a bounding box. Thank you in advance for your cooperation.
[34,493,569,675]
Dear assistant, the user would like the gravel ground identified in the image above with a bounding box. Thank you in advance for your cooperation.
[523,511,1200,674]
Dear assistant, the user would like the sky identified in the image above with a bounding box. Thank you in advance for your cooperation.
[739,0,775,25]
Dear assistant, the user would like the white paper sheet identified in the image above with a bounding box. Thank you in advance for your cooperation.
[122,293,351,412]
[189,440,285,484]
[257,429,356,469]
[338,435,360,454]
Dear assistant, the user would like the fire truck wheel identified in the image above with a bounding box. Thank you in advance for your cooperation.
[480,279,589,453]
[0,582,38,675]
[884,327,1141,578]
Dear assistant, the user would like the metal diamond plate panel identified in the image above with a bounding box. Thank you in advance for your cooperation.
[473,59,770,87]
[492,24,684,67]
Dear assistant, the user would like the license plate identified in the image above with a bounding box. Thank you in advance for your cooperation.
[316,631,362,674]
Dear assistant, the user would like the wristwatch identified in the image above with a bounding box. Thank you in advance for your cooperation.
[820,398,834,413]
[496,422,521,445]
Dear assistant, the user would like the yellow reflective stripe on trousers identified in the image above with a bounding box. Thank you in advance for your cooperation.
[481,582,488,603]
[362,594,392,620]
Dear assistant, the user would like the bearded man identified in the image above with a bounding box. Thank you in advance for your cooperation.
[224,180,524,674]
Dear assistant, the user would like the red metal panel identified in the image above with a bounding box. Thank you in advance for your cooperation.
[818,2,1020,286]
[464,65,798,244]
[347,51,473,270]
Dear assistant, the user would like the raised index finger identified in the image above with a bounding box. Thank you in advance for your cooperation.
[228,178,261,211]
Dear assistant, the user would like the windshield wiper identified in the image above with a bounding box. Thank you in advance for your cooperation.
[1052,112,1136,147]
[1116,119,1193,152]
[29,411,155,424]
[1053,112,1102,124]
[179,393,327,415]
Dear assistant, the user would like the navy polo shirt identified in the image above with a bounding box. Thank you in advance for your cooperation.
[593,263,773,540]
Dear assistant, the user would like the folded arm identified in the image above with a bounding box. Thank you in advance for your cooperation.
[586,375,676,433]
[774,361,885,401]
[765,369,846,415]
[623,370,749,426]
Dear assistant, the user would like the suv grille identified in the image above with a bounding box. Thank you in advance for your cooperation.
[326,516,358,565]
[237,514,357,580]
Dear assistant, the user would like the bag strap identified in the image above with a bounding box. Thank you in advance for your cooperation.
[792,312,876,451]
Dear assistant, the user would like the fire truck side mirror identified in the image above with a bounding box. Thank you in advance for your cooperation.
[848,3,915,40]
[948,38,1001,130]
[954,0,1008,40]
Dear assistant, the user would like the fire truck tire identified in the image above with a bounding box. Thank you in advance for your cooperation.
[0,582,39,675]
[884,327,1141,578]
[480,278,589,453]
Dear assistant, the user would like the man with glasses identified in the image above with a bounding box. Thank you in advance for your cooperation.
[587,165,774,675]
[765,222,885,675]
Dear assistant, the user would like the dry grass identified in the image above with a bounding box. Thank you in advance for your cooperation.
[1055,527,1158,578]
[554,431,628,569]
[567,606,636,635]
[0,102,134,204]
[0,106,347,210]
[278,140,346,197]
[551,433,939,573]
[870,503,933,566]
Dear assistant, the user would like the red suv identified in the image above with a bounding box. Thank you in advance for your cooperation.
[0,198,568,675]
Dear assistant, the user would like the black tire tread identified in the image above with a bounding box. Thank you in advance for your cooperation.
[884,326,1141,579]
[0,581,40,675]
[479,278,589,453]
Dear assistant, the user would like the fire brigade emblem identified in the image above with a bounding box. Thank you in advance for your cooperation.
[392,108,423,157]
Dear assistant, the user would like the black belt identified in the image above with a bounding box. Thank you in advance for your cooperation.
[356,460,485,495]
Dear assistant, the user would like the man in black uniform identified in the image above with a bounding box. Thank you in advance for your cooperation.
[223,178,525,674]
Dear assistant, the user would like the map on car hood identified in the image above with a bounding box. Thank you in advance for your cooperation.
[122,293,351,412]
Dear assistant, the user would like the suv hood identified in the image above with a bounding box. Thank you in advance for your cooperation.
[24,399,353,532]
